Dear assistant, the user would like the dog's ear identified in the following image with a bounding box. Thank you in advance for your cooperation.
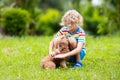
[53,38,60,49]
[55,48,60,54]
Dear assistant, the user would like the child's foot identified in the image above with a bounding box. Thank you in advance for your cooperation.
[73,61,83,68]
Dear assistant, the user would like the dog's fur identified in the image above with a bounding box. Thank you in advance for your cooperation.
[40,35,70,69]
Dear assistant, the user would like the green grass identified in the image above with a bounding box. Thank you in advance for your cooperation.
[0,35,120,80]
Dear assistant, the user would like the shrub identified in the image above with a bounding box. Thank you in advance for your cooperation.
[84,9,108,35]
[28,8,43,35]
[81,1,119,35]
[2,8,30,36]
[36,9,61,35]
[82,6,109,35]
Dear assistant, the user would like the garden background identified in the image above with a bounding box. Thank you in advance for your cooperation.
[0,0,120,80]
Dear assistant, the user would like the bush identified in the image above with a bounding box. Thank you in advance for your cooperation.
[2,8,30,36]
[27,8,43,35]
[84,9,108,35]
[36,9,61,35]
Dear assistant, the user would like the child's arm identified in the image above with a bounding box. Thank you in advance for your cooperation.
[49,39,54,54]
[54,42,84,58]
[49,39,57,56]
[65,42,84,57]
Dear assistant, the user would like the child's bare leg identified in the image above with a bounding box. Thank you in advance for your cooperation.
[68,37,83,67]
[68,37,77,49]
[68,37,81,61]
[75,53,81,61]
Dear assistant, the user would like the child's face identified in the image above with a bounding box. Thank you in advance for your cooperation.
[66,24,78,33]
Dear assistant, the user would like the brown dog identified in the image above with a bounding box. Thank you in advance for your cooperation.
[40,35,70,69]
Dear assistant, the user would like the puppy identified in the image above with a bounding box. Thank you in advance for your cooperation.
[40,35,70,69]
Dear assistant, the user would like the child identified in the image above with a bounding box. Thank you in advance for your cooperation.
[49,10,86,68]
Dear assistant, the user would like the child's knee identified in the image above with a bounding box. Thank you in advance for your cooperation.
[68,37,77,49]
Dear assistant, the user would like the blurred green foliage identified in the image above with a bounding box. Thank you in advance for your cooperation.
[36,9,61,35]
[0,0,119,36]
[81,3,109,35]
[2,8,30,36]
[79,0,119,35]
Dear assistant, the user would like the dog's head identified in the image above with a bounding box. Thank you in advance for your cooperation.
[54,35,69,54]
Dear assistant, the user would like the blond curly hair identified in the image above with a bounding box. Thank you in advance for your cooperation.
[60,10,83,27]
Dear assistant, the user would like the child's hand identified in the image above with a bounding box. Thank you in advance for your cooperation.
[49,52,56,57]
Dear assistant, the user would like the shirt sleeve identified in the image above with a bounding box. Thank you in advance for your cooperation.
[55,27,68,38]
[75,32,85,43]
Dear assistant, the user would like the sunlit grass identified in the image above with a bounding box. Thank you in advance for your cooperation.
[0,35,120,80]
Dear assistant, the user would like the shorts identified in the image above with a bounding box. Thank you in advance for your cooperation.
[68,49,86,62]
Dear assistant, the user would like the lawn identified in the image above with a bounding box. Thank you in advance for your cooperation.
[0,35,120,80]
